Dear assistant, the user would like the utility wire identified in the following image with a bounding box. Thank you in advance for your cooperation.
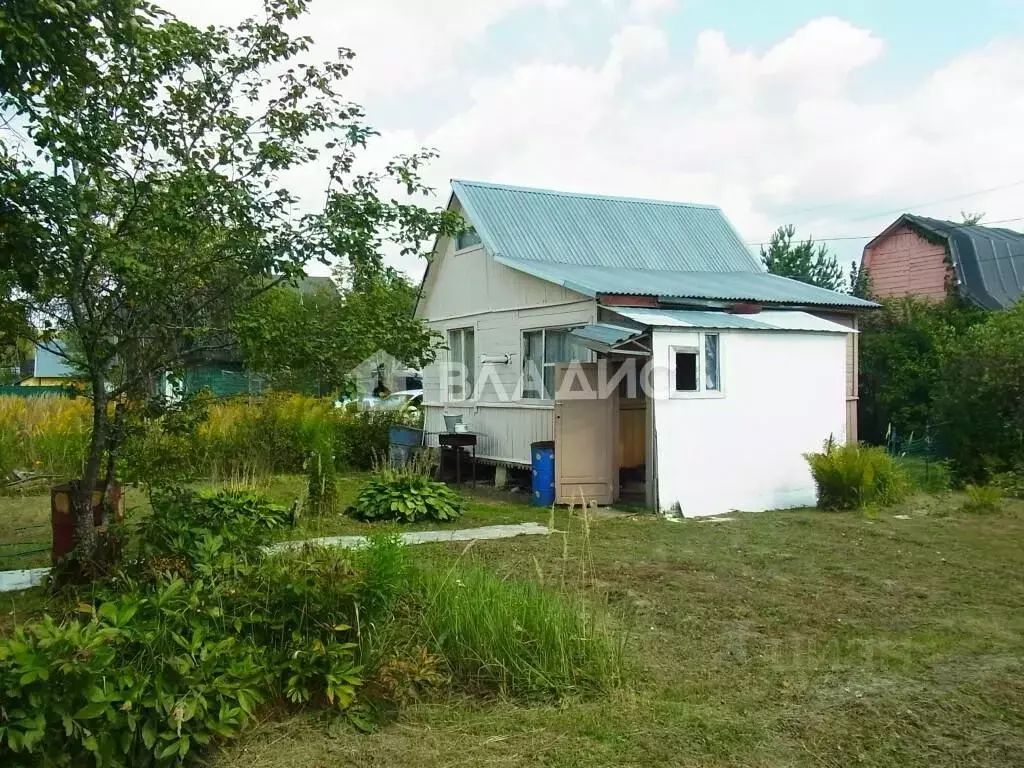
[747,215,1024,247]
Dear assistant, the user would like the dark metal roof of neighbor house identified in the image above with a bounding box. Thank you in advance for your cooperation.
[494,256,876,309]
[450,180,871,309]
[875,214,1024,310]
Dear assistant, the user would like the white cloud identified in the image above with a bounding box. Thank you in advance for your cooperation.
[158,2,1024,278]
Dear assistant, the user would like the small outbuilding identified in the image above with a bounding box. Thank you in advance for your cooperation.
[416,181,875,517]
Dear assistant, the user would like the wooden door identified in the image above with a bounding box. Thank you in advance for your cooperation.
[553,362,618,505]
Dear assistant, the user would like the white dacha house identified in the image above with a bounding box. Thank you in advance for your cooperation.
[415,181,876,517]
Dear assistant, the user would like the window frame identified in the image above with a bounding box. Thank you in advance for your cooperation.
[521,326,594,401]
[670,332,724,400]
[447,326,476,402]
[455,228,483,252]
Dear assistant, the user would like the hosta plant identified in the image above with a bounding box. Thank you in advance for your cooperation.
[348,475,464,523]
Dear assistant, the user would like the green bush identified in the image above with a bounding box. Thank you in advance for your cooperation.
[960,484,1003,514]
[989,468,1024,499]
[416,564,623,698]
[348,458,463,523]
[140,488,294,564]
[0,533,414,766]
[804,439,909,510]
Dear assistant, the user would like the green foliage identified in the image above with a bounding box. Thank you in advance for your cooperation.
[988,467,1024,500]
[897,456,952,494]
[960,484,1002,514]
[760,224,845,291]
[0,0,462,558]
[306,445,339,517]
[858,296,985,445]
[348,461,464,523]
[933,302,1024,482]
[805,439,909,511]
[416,564,624,699]
[233,269,440,396]
[140,488,293,564]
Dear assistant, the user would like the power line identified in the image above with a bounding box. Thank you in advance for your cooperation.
[775,178,1024,220]
[747,216,1024,247]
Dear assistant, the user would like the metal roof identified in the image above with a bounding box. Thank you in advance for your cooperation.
[872,215,1024,310]
[569,323,643,346]
[612,308,853,334]
[452,179,763,273]
[494,256,876,309]
[32,343,78,379]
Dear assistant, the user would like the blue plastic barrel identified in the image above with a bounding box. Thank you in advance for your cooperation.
[531,441,556,507]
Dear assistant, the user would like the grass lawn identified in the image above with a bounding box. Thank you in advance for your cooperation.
[4,478,1024,767]
[0,474,548,570]
[213,491,1024,768]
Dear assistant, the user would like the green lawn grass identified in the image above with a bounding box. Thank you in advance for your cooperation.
[213,491,1024,768]
[5,480,1024,767]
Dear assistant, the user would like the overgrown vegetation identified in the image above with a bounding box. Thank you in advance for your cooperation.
[805,439,909,510]
[960,484,1003,515]
[0,394,413,485]
[348,456,464,523]
[1,486,621,765]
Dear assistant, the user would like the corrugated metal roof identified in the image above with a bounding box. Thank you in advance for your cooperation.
[452,179,763,273]
[900,215,1024,310]
[33,343,78,379]
[495,256,876,308]
[569,323,642,346]
[613,308,853,334]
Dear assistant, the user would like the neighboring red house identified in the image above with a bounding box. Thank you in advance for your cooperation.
[861,214,1024,309]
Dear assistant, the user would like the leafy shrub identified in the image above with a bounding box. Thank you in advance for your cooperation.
[989,468,1024,499]
[348,469,463,523]
[416,564,623,698]
[804,439,909,510]
[140,488,293,565]
[333,409,412,471]
[0,533,416,766]
[960,484,1002,514]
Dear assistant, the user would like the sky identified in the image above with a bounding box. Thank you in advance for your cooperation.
[161,0,1024,279]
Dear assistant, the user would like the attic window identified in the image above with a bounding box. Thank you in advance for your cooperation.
[456,228,482,250]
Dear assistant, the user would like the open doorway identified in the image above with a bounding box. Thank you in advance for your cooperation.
[615,360,647,506]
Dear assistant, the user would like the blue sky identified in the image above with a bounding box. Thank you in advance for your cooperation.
[166,0,1024,277]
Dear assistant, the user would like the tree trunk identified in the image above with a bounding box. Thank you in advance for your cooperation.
[71,383,108,563]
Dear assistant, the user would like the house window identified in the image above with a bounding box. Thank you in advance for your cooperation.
[705,333,720,391]
[674,349,698,392]
[522,328,592,399]
[456,228,482,250]
[672,333,722,396]
[448,327,475,400]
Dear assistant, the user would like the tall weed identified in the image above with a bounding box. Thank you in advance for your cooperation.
[805,439,909,510]
[0,396,90,481]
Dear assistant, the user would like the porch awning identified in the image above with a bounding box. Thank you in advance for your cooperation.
[569,323,648,355]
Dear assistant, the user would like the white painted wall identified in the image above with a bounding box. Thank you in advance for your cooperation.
[650,328,847,517]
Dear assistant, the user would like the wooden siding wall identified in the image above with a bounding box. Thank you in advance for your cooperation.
[862,224,950,300]
[419,233,597,466]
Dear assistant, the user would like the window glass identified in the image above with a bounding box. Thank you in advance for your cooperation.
[456,228,482,250]
[448,329,463,400]
[705,333,720,391]
[523,330,543,399]
[675,351,698,392]
[464,328,475,396]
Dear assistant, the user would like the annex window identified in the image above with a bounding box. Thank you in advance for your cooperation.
[672,333,722,396]
[456,228,482,250]
[447,327,475,400]
[522,328,592,399]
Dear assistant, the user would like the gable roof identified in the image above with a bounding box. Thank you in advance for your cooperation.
[866,214,1024,310]
[452,180,762,273]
